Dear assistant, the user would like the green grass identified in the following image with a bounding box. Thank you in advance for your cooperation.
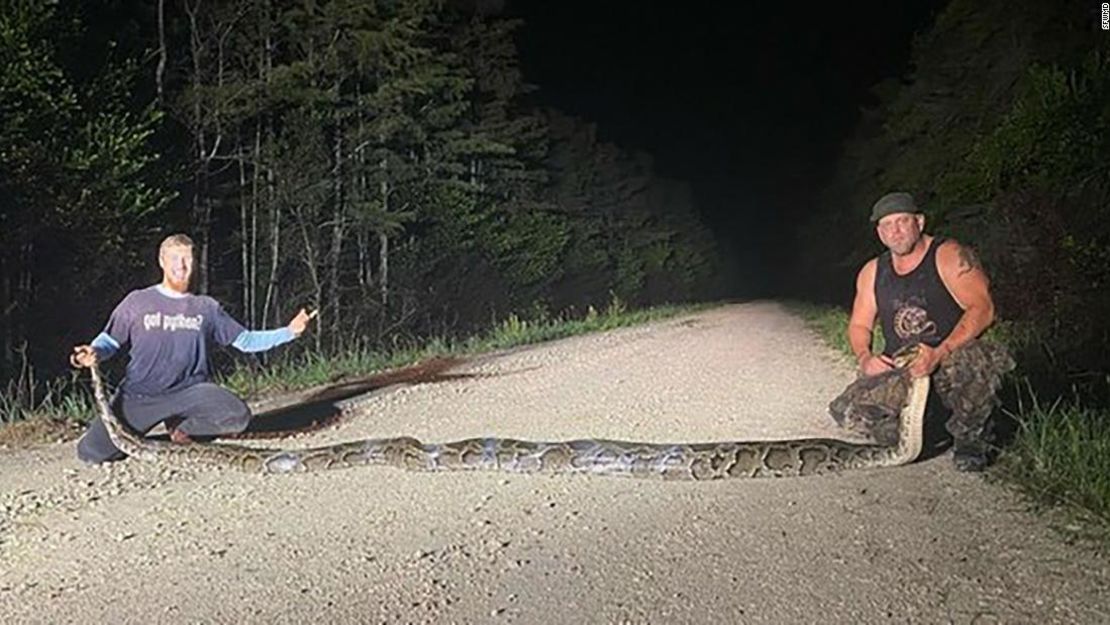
[223,296,706,397]
[1,296,707,435]
[0,371,95,426]
[785,301,883,360]
[994,390,1110,538]
[791,300,1110,538]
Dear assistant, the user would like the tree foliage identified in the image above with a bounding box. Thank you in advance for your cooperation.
[0,0,722,384]
[0,0,173,378]
[794,0,1110,388]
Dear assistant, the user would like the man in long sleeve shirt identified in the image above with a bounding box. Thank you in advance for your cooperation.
[70,234,316,464]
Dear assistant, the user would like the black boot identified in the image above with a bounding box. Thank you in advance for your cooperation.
[952,438,989,472]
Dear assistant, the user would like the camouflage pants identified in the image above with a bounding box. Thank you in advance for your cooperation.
[931,339,1015,450]
[830,339,1014,449]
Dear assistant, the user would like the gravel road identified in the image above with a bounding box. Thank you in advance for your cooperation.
[1,301,1108,624]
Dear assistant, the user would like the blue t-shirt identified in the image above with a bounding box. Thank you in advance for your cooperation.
[102,286,247,396]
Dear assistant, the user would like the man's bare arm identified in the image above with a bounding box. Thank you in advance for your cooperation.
[848,259,894,375]
[935,240,996,357]
[847,259,878,363]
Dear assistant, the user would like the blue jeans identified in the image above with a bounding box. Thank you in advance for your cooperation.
[76,382,251,464]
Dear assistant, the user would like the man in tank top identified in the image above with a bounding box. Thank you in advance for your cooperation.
[847,192,1011,472]
[69,234,317,464]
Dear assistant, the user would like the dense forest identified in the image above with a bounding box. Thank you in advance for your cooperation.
[0,0,723,386]
[790,0,1110,398]
[4,0,1109,408]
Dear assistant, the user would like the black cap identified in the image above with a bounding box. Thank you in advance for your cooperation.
[870,192,919,222]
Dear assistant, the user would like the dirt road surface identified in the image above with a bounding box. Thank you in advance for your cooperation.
[1,302,1108,624]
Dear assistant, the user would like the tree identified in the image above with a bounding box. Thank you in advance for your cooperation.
[0,0,172,379]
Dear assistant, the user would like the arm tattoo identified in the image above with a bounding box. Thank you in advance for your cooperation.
[957,245,982,276]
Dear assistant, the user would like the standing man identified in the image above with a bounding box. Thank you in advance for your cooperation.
[70,234,316,464]
[847,192,1012,471]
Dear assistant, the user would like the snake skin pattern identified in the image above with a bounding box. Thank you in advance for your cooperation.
[86,348,929,479]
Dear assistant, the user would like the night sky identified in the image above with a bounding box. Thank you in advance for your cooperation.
[505,1,943,293]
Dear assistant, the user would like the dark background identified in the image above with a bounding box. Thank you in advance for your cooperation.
[506,1,943,295]
[4,0,1108,394]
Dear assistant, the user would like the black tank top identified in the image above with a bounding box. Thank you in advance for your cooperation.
[874,237,964,356]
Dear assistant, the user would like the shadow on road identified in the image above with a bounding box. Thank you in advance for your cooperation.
[223,356,477,441]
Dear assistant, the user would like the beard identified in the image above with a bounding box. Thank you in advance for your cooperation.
[885,233,922,257]
[164,274,191,292]
[888,240,916,256]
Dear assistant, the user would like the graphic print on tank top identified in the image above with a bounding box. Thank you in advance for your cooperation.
[890,294,939,345]
[875,237,963,356]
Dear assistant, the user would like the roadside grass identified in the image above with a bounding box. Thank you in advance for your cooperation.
[221,297,704,397]
[0,297,706,447]
[790,300,1110,539]
[0,373,96,447]
[786,301,884,359]
[993,389,1110,539]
